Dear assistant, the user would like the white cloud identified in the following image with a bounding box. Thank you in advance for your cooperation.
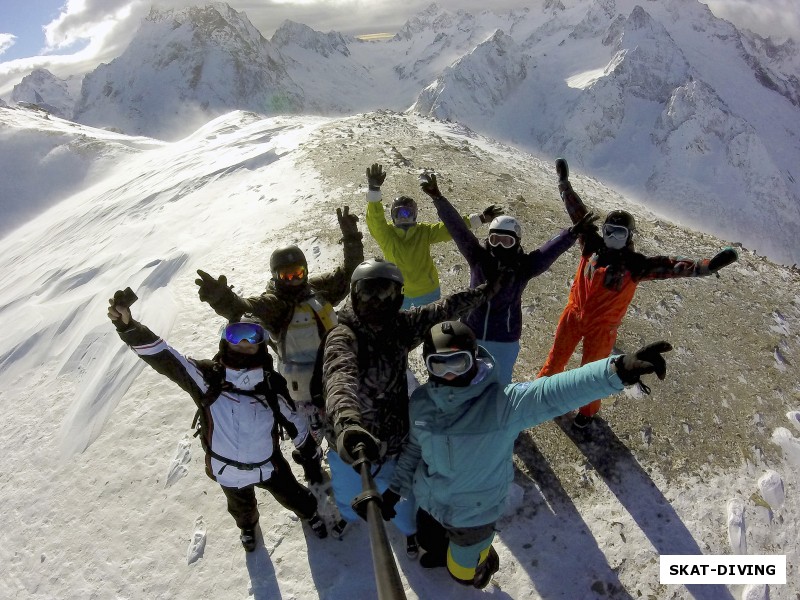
[701,0,800,40]
[0,33,17,56]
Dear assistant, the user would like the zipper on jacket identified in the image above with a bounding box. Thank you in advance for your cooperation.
[481,299,491,339]
[447,436,454,469]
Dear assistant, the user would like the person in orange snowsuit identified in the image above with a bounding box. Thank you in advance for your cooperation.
[538,158,738,428]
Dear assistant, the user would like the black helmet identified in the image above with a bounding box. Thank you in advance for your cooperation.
[270,245,307,277]
[604,210,635,231]
[423,320,477,357]
[423,321,478,386]
[351,258,404,286]
[391,196,417,227]
[350,258,404,324]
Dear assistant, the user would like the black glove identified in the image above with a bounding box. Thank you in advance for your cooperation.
[195,270,233,307]
[337,205,361,240]
[569,212,599,237]
[613,341,673,392]
[708,247,737,273]
[366,163,386,190]
[381,489,401,521]
[480,204,504,224]
[336,424,380,465]
[555,157,569,182]
[419,172,442,199]
[292,437,324,485]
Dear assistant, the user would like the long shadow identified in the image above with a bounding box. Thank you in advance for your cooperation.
[245,525,283,600]
[554,415,735,600]
[508,432,636,599]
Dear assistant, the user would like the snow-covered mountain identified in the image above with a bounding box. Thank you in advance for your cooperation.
[10,68,76,119]
[1,105,799,600]
[3,0,800,265]
[73,3,303,139]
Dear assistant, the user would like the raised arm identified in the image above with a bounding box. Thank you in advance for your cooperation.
[556,158,603,253]
[108,293,208,401]
[420,172,484,265]
[307,205,365,305]
[637,247,738,282]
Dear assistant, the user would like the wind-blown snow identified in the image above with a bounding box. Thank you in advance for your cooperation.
[1,106,798,599]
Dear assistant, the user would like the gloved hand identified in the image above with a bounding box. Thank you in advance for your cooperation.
[613,341,673,389]
[381,489,401,521]
[419,171,442,199]
[480,204,505,224]
[337,205,361,239]
[292,437,324,484]
[336,424,380,464]
[195,270,233,307]
[569,212,599,237]
[555,157,569,182]
[366,163,386,190]
[708,247,738,273]
[107,293,132,331]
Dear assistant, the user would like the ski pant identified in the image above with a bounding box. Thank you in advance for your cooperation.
[538,306,619,417]
[402,287,441,309]
[327,449,417,536]
[478,339,520,386]
[416,509,496,583]
[220,453,317,530]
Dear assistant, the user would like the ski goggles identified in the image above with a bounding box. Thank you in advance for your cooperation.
[487,232,517,248]
[425,350,475,377]
[602,224,629,242]
[353,278,402,303]
[391,206,417,224]
[277,264,307,282]
[223,322,268,345]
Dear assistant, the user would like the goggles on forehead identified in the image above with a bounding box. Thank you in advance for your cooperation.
[353,278,402,303]
[277,264,307,282]
[223,322,268,345]
[425,350,475,377]
[488,232,517,248]
[602,223,629,241]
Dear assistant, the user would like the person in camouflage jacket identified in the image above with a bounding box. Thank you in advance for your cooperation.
[321,258,502,550]
[194,206,364,481]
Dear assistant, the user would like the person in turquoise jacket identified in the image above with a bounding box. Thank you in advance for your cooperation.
[365,163,503,308]
[381,320,672,589]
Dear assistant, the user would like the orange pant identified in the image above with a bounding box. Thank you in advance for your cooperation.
[538,307,618,417]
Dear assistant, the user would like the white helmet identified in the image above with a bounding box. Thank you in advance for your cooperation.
[489,215,521,238]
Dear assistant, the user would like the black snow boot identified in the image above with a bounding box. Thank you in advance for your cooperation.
[240,527,257,552]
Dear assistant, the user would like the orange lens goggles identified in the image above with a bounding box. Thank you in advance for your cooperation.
[278,265,307,281]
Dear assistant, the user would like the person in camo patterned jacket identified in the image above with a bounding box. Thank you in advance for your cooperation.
[538,158,738,428]
[320,257,505,559]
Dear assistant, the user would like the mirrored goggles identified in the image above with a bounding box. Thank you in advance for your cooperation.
[353,278,402,303]
[425,350,475,377]
[224,322,268,345]
[602,223,629,241]
[277,264,307,282]
[488,232,517,248]
[392,206,416,224]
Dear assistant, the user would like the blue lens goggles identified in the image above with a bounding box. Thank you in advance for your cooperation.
[224,322,267,345]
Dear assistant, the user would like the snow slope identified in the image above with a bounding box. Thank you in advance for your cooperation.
[1,107,798,599]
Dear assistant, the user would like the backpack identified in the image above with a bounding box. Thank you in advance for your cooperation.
[190,359,299,473]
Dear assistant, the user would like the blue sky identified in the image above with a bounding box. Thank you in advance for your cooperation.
[0,1,65,62]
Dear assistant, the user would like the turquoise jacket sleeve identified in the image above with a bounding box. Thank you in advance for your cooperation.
[504,357,624,429]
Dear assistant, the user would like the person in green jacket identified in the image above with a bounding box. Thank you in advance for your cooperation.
[379,320,672,588]
[365,163,504,308]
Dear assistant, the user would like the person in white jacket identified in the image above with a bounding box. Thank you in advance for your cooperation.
[108,291,327,552]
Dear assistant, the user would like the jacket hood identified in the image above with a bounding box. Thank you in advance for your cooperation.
[424,346,497,413]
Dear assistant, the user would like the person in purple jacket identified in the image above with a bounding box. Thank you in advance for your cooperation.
[419,171,598,384]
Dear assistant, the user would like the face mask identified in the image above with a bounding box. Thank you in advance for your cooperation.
[603,224,629,250]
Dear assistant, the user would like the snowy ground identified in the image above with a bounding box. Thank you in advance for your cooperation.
[0,106,798,599]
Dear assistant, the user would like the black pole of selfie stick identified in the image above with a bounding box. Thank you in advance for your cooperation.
[350,445,407,600]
